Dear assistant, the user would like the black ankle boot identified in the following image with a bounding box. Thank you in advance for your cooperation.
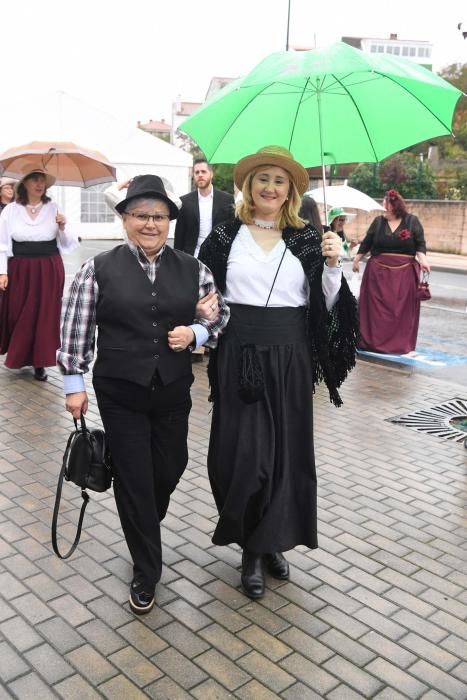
[33,367,48,382]
[264,552,289,580]
[241,550,265,599]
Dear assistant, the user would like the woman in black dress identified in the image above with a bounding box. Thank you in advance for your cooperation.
[199,145,358,598]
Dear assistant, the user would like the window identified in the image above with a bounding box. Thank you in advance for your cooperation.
[402,46,409,56]
[393,46,400,55]
[370,44,377,53]
[81,184,115,223]
[386,45,393,54]
[377,44,384,53]
[409,47,416,56]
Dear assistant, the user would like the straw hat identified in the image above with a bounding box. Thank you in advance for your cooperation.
[18,166,56,189]
[0,177,16,190]
[233,145,309,195]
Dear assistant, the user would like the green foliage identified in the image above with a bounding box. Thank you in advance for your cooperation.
[212,163,235,194]
[439,164,467,200]
[349,152,436,199]
[435,63,467,158]
[347,164,380,198]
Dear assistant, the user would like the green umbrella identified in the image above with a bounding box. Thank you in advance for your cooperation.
[179,42,462,170]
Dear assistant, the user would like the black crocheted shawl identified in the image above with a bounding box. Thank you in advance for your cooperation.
[199,218,358,407]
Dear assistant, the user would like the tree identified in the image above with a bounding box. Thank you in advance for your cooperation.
[176,132,203,159]
[408,64,467,160]
[212,163,234,194]
[348,153,436,199]
[347,163,380,198]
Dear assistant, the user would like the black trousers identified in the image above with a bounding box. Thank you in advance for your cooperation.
[93,372,193,588]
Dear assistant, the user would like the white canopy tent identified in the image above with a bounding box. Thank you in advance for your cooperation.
[0,91,193,238]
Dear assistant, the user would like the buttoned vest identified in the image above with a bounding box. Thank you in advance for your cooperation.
[93,245,198,386]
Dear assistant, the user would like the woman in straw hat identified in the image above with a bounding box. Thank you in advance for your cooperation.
[199,145,358,599]
[0,167,79,381]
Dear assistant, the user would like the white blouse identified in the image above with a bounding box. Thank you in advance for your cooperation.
[0,202,80,274]
[225,225,341,311]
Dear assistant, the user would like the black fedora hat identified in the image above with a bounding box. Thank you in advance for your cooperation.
[115,174,179,220]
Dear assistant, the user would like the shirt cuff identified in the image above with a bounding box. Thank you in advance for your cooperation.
[64,374,86,395]
[191,324,209,348]
[322,264,343,311]
[323,261,343,274]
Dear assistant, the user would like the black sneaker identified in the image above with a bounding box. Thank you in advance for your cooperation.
[129,579,155,615]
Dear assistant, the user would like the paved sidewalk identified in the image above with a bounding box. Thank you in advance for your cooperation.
[0,345,467,697]
[427,253,467,274]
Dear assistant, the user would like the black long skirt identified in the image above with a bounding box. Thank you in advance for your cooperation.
[208,304,317,554]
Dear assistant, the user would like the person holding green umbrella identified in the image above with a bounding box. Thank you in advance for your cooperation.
[198,145,358,599]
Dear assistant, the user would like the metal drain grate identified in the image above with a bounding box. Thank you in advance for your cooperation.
[387,397,467,443]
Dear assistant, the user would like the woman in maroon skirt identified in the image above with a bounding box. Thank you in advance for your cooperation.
[0,168,79,380]
[352,189,430,355]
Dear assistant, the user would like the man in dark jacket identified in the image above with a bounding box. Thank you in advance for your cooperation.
[174,158,234,257]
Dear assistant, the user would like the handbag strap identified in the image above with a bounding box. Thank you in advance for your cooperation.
[74,414,87,433]
[421,270,430,284]
[265,244,287,307]
[51,424,90,560]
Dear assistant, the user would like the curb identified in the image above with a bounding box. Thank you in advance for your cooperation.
[430,265,467,275]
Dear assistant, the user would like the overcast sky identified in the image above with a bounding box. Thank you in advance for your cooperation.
[2,0,466,131]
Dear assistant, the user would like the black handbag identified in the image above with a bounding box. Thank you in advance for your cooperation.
[51,415,112,559]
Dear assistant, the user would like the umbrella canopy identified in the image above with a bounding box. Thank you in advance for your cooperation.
[306,185,385,212]
[0,140,116,187]
[179,42,462,168]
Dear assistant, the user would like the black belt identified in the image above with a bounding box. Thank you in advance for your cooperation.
[226,304,307,345]
[12,240,59,257]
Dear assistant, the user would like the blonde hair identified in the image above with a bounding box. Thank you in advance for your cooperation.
[235,166,306,230]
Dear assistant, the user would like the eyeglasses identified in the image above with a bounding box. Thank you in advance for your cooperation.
[124,212,170,224]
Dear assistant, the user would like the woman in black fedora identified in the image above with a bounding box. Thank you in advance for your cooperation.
[199,146,358,599]
[58,174,229,615]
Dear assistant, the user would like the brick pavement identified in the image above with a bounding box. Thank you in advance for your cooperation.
[0,352,467,699]
[1,233,467,698]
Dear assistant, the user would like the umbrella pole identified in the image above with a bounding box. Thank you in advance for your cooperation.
[316,79,328,227]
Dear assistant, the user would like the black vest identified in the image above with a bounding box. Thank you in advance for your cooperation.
[93,245,199,386]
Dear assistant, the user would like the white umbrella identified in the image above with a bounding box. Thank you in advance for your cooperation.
[306,185,384,212]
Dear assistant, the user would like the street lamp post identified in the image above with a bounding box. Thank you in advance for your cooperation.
[286,0,291,50]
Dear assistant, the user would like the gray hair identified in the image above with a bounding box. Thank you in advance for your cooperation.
[125,196,170,213]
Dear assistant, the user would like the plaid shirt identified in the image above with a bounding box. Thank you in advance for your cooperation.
[58,242,229,377]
